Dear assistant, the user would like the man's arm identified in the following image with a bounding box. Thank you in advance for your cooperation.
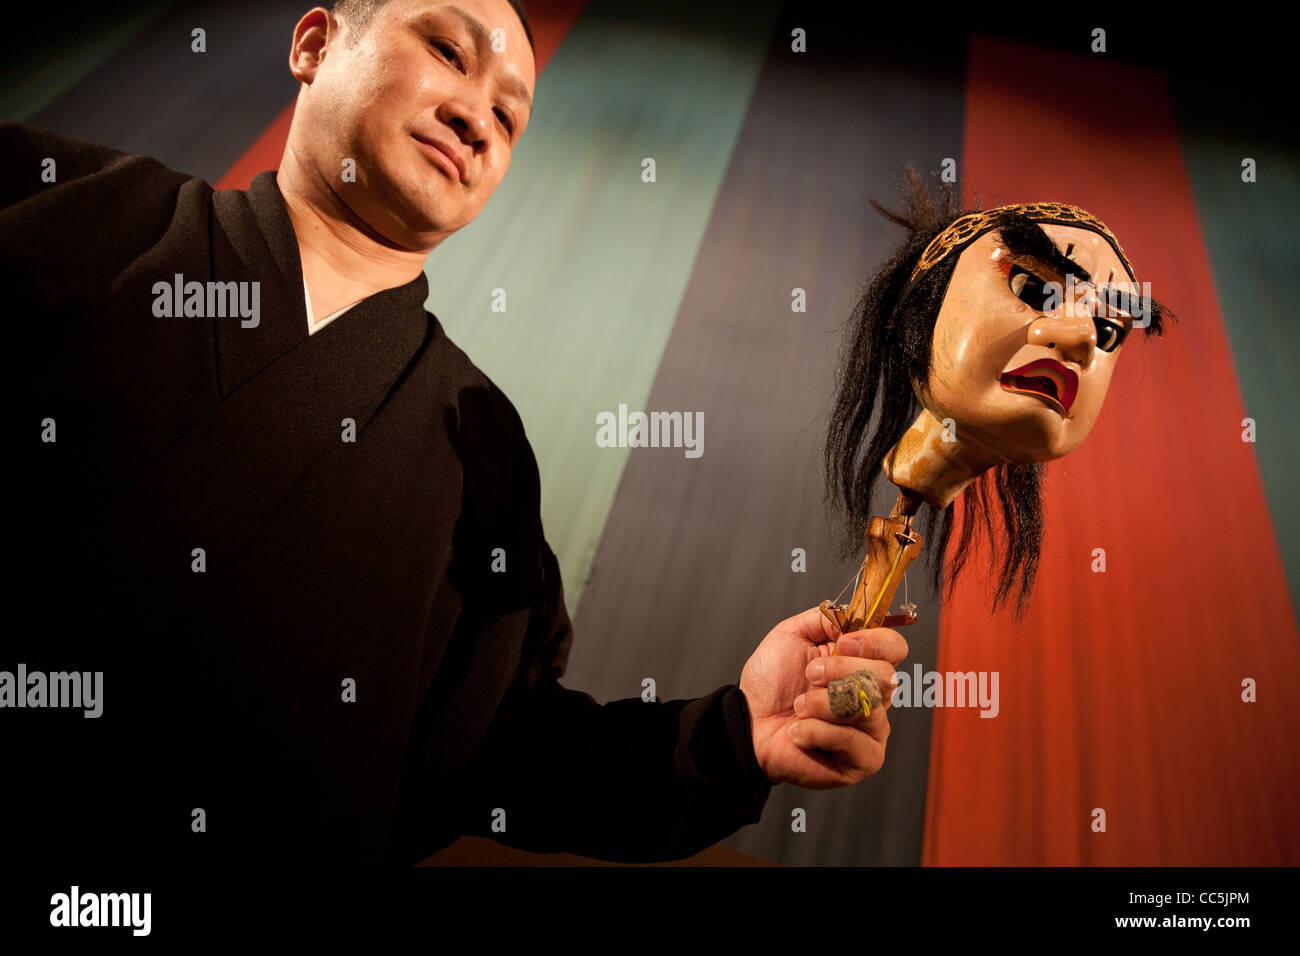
[456,538,773,863]
[0,122,130,205]
[0,122,197,303]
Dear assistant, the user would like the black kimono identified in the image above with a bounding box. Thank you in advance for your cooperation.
[1,122,772,869]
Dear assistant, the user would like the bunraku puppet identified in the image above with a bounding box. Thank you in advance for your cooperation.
[818,170,1173,718]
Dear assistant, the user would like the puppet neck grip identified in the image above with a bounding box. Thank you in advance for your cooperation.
[882,408,1005,510]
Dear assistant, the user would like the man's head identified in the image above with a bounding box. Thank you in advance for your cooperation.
[285,0,537,250]
[333,0,535,52]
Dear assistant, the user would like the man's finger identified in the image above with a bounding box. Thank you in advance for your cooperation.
[788,717,886,773]
[796,685,894,723]
[833,627,908,665]
[783,605,839,645]
[804,656,897,696]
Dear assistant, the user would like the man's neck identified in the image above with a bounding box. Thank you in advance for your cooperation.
[276,151,430,322]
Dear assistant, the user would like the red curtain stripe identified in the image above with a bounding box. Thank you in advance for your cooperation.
[923,34,1300,866]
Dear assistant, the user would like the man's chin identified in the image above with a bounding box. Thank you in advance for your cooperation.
[360,174,464,245]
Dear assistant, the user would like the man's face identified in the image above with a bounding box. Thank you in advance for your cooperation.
[295,0,535,248]
[919,223,1139,463]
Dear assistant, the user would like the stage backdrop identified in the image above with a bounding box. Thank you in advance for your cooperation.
[8,0,1296,865]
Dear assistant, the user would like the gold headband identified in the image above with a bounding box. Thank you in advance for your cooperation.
[906,201,1136,288]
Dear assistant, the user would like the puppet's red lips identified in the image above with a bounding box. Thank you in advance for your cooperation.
[999,359,1078,414]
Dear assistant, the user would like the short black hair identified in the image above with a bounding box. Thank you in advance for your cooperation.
[331,0,536,56]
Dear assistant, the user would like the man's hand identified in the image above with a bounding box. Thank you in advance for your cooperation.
[739,606,908,789]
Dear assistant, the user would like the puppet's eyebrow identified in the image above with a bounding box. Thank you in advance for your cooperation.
[996,217,1092,283]
[1096,285,1140,320]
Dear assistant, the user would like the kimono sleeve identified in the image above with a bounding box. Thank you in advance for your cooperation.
[0,121,130,208]
[0,122,198,308]
[457,532,774,862]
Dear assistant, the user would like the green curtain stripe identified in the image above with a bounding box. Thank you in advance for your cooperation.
[1172,103,1300,622]
[424,0,781,611]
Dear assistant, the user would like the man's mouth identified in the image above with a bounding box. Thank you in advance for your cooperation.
[999,359,1078,414]
[412,134,465,185]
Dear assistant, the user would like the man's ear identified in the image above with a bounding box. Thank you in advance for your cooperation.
[289,8,336,84]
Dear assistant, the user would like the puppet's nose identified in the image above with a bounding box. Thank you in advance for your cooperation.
[1028,309,1096,365]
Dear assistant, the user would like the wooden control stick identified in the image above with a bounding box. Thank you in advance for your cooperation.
[821,408,996,638]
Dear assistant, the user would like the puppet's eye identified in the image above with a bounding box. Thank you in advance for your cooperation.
[1094,318,1127,352]
[1008,265,1052,312]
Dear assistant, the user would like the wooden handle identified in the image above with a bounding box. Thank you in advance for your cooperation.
[821,492,924,635]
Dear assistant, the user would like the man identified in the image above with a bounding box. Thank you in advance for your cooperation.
[1,0,907,869]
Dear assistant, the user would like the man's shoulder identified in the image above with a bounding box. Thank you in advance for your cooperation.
[432,319,531,449]
[428,320,546,529]
[0,121,123,172]
[0,123,215,307]
[0,122,198,212]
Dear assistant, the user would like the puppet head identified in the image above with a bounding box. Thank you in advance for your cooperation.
[824,170,1173,612]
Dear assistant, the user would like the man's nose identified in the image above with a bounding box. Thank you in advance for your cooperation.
[441,100,492,151]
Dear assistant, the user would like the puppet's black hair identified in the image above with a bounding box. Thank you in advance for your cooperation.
[823,168,1174,616]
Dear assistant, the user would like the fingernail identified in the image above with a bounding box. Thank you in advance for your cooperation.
[806,659,825,681]
[787,721,800,741]
[839,638,862,656]
[794,693,806,716]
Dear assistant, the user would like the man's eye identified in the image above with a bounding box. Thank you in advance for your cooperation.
[432,40,463,70]
[1008,265,1052,311]
[1094,318,1126,352]
[495,109,514,135]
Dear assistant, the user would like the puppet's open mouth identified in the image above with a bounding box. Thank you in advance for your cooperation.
[999,359,1077,414]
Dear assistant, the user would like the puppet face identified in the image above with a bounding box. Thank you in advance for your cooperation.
[294,0,535,247]
[917,224,1139,463]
